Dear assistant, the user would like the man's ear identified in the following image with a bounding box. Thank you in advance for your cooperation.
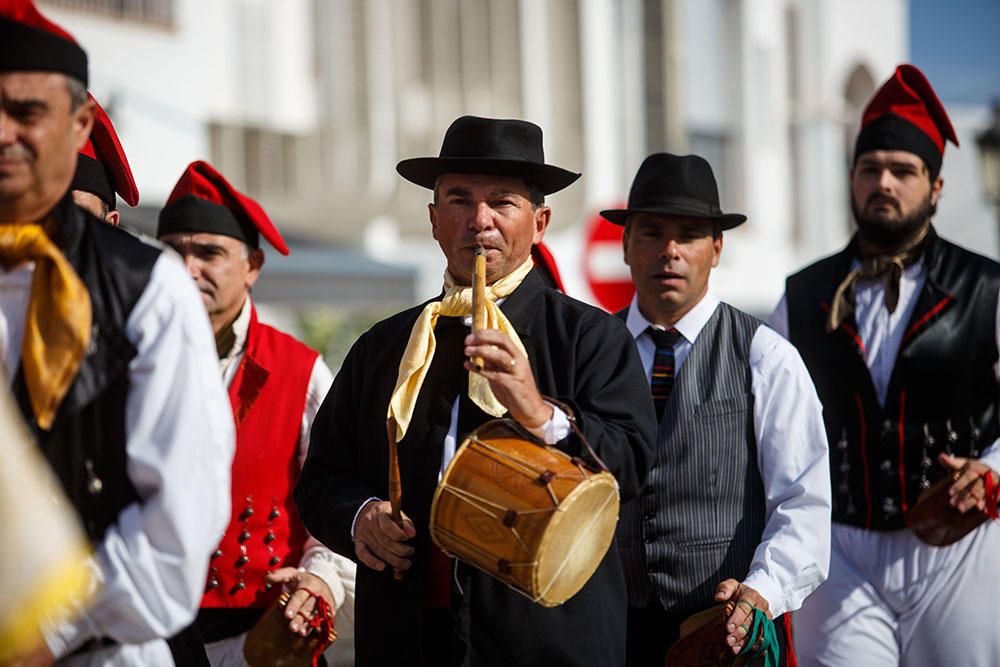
[246,248,265,288]
[428,202,439,241]
[930,175,944,206]
[106,209,120,226]
[71,97,96,153]
[532,206,552,244]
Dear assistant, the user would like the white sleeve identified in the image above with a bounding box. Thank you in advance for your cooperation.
[43,252,236,656]
[296,356,357,637]
[767,294,790,340]
[740,325,831,618]
[978,289,1000,473]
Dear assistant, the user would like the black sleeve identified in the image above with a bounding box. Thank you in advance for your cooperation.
[294,333,376,561]
[555,315,656,503]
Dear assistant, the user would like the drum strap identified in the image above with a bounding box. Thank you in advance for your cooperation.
[544,396,611,473]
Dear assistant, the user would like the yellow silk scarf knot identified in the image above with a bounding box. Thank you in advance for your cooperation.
[0,224,92,430]
[388,256,533,442]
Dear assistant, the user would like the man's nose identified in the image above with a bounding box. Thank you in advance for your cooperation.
[877,168,895,191]
[182,254,202,279]
[660,238,680,259]
[0,112,15,145]
[470,202,495,231]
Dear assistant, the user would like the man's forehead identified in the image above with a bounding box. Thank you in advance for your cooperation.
[0,71,70,101]
[855,149,926,170]
[436,173,531,196]
[160,231,243,249]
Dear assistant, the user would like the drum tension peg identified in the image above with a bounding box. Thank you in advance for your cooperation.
[497,559,511,575]
[537,470,556,485]
[502,510,518,527]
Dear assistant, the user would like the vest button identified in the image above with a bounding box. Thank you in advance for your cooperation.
[882,419,893,434]
[212,549,222,560]
[643,512,655,522]
[643,536,654,544]
[235,555,249,568]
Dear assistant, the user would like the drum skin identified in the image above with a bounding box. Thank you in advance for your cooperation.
[430,420,620,607]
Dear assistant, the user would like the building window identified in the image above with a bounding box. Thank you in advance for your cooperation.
[689,130,731,203]
[42,0,175,26]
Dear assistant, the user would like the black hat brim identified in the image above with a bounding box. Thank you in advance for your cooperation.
[396,157,581,195]
[600,205,746,230]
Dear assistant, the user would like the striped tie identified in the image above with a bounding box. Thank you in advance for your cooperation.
[647,326,680,421]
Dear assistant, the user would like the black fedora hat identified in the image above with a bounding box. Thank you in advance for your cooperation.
[396,115,581,195]
[601,153,746,230]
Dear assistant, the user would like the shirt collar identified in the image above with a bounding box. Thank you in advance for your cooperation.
[219,296,252,363]
[625,291,721,345]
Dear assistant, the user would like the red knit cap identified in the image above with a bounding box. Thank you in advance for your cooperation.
[531,242,566,293]
[72,94,139,208]
[157,161,289,255]
[0,0,89,85]
[855,64,959,176]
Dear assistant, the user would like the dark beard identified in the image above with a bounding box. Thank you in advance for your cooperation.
[852,193,936,251]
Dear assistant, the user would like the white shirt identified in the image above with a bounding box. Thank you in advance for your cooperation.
[626,293,832,618]
[769,258,1000,477]
[1,251,236,665]
[218,298,356,634]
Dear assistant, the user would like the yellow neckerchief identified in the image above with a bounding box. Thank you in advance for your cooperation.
[388,256,533,442]
[0,224,92,430]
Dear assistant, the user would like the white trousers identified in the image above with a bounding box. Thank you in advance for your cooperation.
[795,521,1000,667]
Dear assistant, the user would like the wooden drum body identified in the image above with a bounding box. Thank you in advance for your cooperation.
[430,420,620,607]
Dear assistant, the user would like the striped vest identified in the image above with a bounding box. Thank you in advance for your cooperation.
[618,303,765,612]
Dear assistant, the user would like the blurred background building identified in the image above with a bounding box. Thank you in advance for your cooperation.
[41,0,999,362]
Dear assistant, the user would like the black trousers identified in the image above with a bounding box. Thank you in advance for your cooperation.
[625,599,796,666]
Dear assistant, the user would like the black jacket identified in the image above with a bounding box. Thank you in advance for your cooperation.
[12,196,161,542]
[786,228,1000,530]
[296,269,656,666]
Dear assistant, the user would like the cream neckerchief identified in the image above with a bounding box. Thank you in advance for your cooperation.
[388,257,533,442]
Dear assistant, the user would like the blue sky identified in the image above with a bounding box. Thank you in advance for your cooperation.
[910,0,1000,105]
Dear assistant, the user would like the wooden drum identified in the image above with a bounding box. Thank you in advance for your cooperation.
[430,419,620,607]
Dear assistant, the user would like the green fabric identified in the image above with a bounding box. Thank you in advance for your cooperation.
[736,608,780,667]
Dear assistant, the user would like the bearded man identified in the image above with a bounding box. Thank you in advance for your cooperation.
[771,64,1000,667]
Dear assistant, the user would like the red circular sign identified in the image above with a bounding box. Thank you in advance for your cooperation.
[582,207,633,313]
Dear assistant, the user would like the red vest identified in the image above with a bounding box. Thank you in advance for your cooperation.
[201,306,320,608]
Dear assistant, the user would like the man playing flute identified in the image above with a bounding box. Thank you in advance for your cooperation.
[296,115,656,666]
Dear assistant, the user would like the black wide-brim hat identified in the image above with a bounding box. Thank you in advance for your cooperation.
[396,116,581,195]
[601,153,746,230]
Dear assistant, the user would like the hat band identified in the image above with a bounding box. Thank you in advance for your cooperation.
[157,195,259,248]
[627,194,722,217]
[855,114,943,177]
[0,18,88,86]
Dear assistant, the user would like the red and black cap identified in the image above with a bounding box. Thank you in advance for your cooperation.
[531,243,566,293]
[157,161,289,255]
[0,0,88,86]
[71,94,138,209]
[855,64,959,177]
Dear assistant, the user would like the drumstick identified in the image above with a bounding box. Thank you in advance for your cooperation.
[386,416,404,581]
[472,246,487,371]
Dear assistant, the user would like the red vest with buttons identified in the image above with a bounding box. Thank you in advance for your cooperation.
[201,306,320,608]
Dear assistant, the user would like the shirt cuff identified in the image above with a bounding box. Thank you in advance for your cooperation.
[350,497,381,540]
[740,571,785,620]
[524,402,571,445]
[977,438,1000,475]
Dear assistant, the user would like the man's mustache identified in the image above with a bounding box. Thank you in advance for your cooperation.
[866,194,899,209]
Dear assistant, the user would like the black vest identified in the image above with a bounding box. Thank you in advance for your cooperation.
[618,303,765,612]
[12,196,161,543]
[786,229,1000,531]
